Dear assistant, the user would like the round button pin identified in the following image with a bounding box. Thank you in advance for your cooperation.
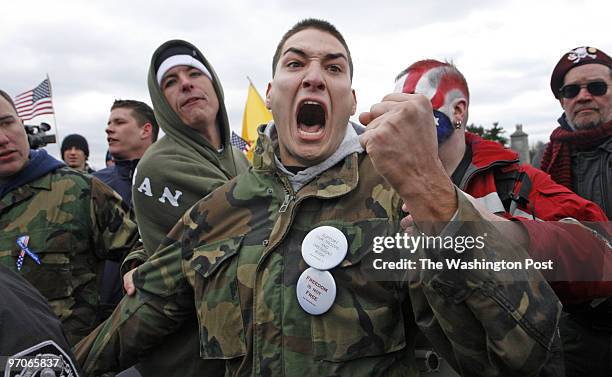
[296,267,337,315]
[301,226,348,271]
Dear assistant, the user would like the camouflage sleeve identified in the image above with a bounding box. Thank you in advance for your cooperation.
[121,247,149,276]
[74,242,194,375]
[120,203,195,278]
[90,177,141,261]
[408,190,562,376]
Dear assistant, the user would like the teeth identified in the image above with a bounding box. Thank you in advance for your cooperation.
[303,100,322,106]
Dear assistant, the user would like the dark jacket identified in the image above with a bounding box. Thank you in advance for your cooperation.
[94,159,140,208]
[93,159,141,319]
[570,136,611,218]
[0,264,80,376]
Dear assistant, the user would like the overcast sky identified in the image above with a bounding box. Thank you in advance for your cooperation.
[1,0,610,168]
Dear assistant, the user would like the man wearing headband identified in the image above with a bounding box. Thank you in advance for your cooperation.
[123,40,248,377]
[539,46,612,377]
[77,20,562,376]
[132,40,249,256]
[396,59,612,375]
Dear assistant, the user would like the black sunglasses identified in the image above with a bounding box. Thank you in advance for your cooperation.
[559,81,608,99]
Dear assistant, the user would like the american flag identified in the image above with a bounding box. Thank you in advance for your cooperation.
[231,131,251,152]
[15,78,55,121]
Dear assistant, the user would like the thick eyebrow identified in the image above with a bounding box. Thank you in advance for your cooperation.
[324,52,348,62]
[282,47,348,63]
[282,47,307,59]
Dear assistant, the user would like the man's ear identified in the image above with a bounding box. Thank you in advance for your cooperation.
[141,122,153,140]
[452,98,468,124]
[265,82,272,110]
[350,89,357,115]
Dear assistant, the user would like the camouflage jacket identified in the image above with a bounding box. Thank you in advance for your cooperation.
[0,167,140,345]
[76,128,561,376]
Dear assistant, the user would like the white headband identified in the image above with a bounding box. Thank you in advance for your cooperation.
[156,54,212,85]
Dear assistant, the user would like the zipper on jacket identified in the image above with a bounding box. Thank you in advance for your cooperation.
[253,174,306,373]
[278,175,295,213]
[279,192,293,213]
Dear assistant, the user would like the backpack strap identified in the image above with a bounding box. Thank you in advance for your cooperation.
[494,167,534,218]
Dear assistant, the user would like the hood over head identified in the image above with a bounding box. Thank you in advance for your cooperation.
[147,39,234,157]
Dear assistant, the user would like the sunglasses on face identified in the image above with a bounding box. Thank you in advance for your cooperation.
[559,81,609,99]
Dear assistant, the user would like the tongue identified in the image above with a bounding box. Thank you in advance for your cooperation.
[298,123,322,133]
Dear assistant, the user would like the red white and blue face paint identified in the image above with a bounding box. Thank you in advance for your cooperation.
[431,109,454,143]
[394,62,465,144]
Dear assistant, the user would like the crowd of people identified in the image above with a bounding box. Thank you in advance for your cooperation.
[0,18,611,377]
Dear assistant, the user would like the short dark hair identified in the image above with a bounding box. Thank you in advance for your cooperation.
[272,18,353,80]
[0,89,17,113]
[111,99,159,141]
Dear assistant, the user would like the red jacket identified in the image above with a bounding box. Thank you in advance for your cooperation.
[462,133,612,304]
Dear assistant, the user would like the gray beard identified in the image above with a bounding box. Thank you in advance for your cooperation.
[566,115,602,131]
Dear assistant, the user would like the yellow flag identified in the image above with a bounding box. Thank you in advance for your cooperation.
[242,82,273,160]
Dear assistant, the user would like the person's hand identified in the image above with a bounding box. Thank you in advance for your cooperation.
[123,268,137,296]
[360,93,456,222]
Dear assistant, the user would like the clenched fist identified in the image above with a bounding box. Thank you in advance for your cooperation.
[359,93,457,222]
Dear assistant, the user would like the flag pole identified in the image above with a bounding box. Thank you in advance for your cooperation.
[47,73,61,155]
[243,77,253,142]
[246,76,267,103]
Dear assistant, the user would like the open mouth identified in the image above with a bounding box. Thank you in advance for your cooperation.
[297,101,326,138]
